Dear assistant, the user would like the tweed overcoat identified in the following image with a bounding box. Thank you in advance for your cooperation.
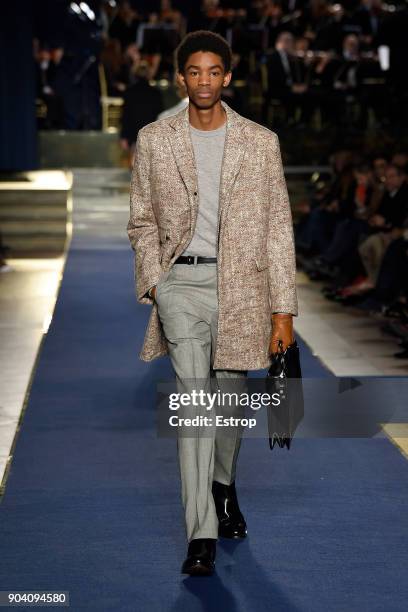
[127,99,298,370]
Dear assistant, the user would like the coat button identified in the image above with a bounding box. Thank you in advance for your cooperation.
[194,191,197,196]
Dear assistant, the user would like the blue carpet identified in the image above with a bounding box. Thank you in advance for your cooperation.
[1,243,407,611]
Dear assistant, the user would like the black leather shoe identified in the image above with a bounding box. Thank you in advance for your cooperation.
[212,480,247,539]
[181,538,216,576]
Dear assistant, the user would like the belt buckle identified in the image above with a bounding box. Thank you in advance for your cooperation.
[186,255,197,265]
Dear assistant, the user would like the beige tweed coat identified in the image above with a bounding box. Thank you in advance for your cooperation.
[127,99,298,370]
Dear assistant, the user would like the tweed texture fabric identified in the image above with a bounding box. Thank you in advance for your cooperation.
[127,99,298,370]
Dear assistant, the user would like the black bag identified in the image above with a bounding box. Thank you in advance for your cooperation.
[265,340,304,450]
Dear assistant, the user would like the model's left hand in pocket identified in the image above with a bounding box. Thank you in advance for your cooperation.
[269,313,295,354]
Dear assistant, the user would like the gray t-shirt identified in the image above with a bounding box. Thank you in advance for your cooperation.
[182,121,226,257]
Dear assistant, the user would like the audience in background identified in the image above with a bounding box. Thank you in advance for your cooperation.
[296,151,408,359]
[33,0,408,133]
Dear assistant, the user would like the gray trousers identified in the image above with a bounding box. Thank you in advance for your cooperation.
[155,261,248,542]
[359,232,394,284]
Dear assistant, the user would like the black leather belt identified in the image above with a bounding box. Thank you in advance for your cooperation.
[174,255,217,264]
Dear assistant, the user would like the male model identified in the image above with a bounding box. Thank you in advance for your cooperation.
[127,30,298,576]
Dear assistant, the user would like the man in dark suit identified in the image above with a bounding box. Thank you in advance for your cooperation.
[263,30,309,125]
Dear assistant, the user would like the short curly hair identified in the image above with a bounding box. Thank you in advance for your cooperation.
[175,30,232,74]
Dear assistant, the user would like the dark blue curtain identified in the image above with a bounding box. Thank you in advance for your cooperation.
[0,0,38,171]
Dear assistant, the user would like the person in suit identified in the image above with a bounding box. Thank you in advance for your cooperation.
[316,33,363,127]
[263,31,310,125]
[358,164,408,286]
[127,29,298,575]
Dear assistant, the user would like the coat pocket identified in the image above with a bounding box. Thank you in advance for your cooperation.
[158,226,170,245]
[159,226,171,265]
[254,255,268,271]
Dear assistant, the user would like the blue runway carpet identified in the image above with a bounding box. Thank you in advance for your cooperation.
[1,243,408,611]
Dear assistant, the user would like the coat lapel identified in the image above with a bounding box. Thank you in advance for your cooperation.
[167,100,249,226]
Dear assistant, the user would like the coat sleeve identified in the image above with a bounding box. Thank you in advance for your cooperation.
[266,132,299,316]
[127,128,163,304]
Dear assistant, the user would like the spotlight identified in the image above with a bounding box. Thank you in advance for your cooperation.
[79,2,95,21]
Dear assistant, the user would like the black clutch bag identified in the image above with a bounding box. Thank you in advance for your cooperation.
[265,340,304,450]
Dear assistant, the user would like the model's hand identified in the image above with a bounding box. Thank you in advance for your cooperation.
[269,313,295,354]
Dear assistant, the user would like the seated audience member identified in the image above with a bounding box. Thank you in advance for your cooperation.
[391,152,408,172]
[358,164,408,287]
[295,149,356,256]
[372,156,388,187]
[306,162,378,282]
[320,163,408,303]
[366,230,408,314]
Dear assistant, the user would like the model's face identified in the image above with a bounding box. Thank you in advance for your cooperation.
[177,51,231,110]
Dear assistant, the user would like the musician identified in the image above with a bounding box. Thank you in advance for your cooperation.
[263,30,311,125]
[352,0,388,51]
[33,41,65,129]
[313,33,363,126]
[265,1,292,48]
[108,0,142,51]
